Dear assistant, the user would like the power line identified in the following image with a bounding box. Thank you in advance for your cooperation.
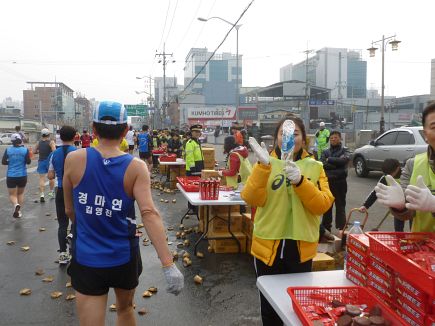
[181,0,255,96]
[173,0,203,53]
[151,0,172,76]
[164,0,179,47]
[191,0,217,48]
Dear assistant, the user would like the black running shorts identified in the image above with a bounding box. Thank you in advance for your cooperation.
[67,249,142,296]
[6,176,27,189]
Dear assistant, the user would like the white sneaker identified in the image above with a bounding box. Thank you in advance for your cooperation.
[48,191,55,199]
[40,193,45,203]
[59,252,71,265]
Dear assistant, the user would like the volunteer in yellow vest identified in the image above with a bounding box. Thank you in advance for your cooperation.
[315,121,330,160]
[185,125,204,176]
[218,135,251,188]
[91,137,129,153]
[376,102,435,232]
[241,116,334,326]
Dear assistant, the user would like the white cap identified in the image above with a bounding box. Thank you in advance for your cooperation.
[319,122,325,127]
[10,133,22,142]
[41,128,50,135]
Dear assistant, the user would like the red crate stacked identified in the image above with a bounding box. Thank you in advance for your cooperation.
[367,232,435,326]
[345,234,370,287]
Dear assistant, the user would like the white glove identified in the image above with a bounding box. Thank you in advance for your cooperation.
[405,175,435,212]
[248,137,270,165]
[284,161,302,184]
[375,175,405,209]
[162,264,184,295]
[217,170,223,177]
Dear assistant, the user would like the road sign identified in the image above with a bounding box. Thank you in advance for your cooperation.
[125,104,149,117]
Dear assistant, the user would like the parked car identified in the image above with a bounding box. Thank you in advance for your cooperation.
[352,126,427,177]
[0,133,13,145]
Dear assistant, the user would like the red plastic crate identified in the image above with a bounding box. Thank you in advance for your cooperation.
[159,154,177,162]
[367,232,435,297]
[152,149,165,154]
[287,286,407,326]
[176,176,201,192]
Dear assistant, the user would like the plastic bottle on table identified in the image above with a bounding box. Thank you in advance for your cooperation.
[344,220,364,272]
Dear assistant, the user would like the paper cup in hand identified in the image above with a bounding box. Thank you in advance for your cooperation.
[281,120,295,161]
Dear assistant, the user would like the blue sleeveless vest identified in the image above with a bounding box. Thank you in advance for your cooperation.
[72,148,136,267]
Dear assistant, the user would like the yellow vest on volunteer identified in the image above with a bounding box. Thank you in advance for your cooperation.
[91,138,129,152]
[253,156,323,241]
[225,151,253,188]
[185,138,204,171]
[409,153,435,232]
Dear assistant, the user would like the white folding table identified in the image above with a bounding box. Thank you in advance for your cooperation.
[158,158,185,184]
[256,270,352,325]
[176,183,246,254]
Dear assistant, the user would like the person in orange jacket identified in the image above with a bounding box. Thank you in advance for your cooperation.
[241,116,334,326]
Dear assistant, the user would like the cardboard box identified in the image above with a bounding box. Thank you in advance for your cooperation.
[209,213,243,233]
[208,231,247,253]
[204,161,215,170]
[202,147,215,159]
[201,169,220,179]
[312,252,335,272]
[159,164,168,175]
[211,205,240,215]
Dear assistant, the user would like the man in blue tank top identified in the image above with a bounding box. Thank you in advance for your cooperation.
[34,128,56,202]
[2,133,31,218]
[48,125,77,265]
[137,124,152,170]
[63,101,183,325]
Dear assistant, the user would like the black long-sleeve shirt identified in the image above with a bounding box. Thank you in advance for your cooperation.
[361,175,387,209]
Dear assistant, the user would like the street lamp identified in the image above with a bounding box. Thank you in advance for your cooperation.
[367,35,401,134]
[198,16,241,122]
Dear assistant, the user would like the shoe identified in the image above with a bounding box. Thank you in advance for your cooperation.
[59,252,71,265]
[48,191,55,199]
[40,193,45,203]
[13,204,21,218]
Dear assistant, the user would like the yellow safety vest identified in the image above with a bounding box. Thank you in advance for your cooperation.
[409,153,435,232]
[253,156,323,242]
[185,139,204,171]
[225,152,252,188]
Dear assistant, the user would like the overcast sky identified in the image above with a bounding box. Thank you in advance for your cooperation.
[1,0,434,105]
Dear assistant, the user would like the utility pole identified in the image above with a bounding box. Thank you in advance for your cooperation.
[155,43,174,128]
[304,48,314,128]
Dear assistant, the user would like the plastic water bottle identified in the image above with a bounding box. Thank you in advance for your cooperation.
[344,220,364,272]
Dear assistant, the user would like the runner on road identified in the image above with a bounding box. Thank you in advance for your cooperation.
[125,125,135,154]
[80,129,92,148]
[63,101,183,325]
[48,125,77,264]
[137,125,152,170]
[34,128,56,202]
[2,133,31,218]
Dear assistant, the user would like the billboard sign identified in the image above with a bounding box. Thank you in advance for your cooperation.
[187,107,236,119]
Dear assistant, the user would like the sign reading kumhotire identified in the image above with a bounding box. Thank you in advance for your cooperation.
[187,107,236,119]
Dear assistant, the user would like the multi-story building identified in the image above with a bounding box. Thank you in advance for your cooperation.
[184,47,242,106]
[280,47,367,99]
[74,96,92,131]
[23,82,75,126]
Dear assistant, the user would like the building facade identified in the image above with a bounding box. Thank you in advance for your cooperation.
[280,47,367,100]
[184,47,242,106]
[23,82,75,127]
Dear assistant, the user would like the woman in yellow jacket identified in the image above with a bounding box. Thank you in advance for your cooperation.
[241,116,334,326]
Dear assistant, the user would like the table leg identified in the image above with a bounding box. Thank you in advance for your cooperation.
[227,205,241,253]
[194,205,209,255]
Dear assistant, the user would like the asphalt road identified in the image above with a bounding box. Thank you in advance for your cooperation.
[0,143,403,326]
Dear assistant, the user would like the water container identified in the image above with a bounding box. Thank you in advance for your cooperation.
[344,221,364,272]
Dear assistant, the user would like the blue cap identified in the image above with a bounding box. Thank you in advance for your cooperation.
[93,101,128,125]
